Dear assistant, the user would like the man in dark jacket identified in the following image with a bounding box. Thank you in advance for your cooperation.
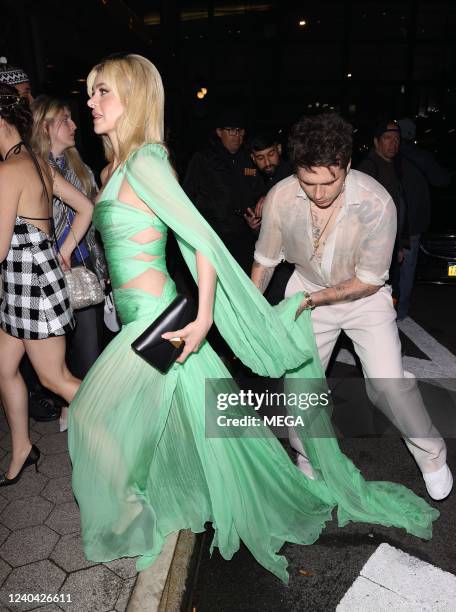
[359,119,451,319]
[396,118,451,319]
[357,120,406,245]
[357,120,414,302]
[183,110,262,273]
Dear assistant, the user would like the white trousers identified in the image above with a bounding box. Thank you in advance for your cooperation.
[285,271,446,474]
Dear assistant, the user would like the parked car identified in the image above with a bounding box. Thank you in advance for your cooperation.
[416,231,456,284]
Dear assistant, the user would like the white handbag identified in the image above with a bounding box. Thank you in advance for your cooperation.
[103,291,121,332]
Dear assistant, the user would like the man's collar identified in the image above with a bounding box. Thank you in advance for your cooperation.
[371,148,393,164]
[295,169,361,206]
[343,170,361,206]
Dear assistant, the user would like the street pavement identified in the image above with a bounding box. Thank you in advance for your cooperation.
[187,284,456,612]
[0,417,137,612]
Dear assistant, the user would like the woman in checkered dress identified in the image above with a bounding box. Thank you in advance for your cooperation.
[0,83,93,486]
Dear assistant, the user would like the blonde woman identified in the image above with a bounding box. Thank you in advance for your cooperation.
[68,55,438,582]
[0,83,92,485]
[32,96,108,431]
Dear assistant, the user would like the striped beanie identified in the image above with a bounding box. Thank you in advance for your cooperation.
[0,57,30,86]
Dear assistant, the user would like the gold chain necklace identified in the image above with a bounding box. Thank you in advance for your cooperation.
[309,201,340,261]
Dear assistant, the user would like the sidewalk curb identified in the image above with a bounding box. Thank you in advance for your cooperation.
[127,530,195,612]
[159,530,196,611]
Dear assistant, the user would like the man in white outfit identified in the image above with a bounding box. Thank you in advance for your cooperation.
[251,113,452,500]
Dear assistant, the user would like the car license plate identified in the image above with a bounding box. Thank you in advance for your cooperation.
[448,264,456,277]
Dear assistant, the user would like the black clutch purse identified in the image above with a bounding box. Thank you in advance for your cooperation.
[131,295,196,373]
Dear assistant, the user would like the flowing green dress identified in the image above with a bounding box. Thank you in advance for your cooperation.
[68,144,438,583]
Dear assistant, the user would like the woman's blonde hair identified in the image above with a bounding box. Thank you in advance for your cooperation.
[86,54,165,164]
[31,96,95,197]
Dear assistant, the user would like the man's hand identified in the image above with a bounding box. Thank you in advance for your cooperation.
[397,248,405,264]
[295,300,310,319]
[254,196,265,218]
[244,207,261,231]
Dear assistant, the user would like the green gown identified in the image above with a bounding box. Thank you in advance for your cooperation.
[68,144,438,583]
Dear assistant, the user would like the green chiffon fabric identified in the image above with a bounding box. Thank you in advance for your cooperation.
[68,144,438,583]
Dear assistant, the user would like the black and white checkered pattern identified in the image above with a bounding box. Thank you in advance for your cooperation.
[0,218,74,339]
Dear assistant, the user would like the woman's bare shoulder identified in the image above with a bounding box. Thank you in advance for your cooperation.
[0,154,29,186]
[99,164,111,186]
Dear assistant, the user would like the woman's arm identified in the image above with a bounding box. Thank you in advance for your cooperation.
[161,250,216,363]
[0,165,21,262]
[195,250,216,326]
[53,173,94,266]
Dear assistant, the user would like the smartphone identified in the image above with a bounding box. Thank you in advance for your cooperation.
[233,208,248,217]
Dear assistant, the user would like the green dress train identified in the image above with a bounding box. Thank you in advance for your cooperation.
[68,144,438,583]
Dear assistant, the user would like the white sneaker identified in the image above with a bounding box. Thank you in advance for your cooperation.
[296,454,315,480]
[423,464,453,501]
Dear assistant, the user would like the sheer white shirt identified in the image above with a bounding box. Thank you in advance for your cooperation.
[254,169,397,288]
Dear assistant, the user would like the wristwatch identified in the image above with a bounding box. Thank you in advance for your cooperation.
[302,291,315,310]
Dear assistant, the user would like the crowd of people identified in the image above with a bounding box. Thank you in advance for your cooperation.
[0,53,452,582]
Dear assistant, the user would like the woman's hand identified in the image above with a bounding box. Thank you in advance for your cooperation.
[161,316,213,364]
[57,249,72,271]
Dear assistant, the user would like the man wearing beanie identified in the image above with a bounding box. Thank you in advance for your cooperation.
[0,57,33,104]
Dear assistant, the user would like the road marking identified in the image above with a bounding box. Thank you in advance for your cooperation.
[336,317,456,385]
[398,317,456,378]
[335,348,356,367]
[337,543,456,611]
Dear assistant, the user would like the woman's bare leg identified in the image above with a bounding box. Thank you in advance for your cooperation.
[24,336,81,404]
[0,329,32,479]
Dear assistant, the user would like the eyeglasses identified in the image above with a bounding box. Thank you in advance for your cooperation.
[221,127,245,135]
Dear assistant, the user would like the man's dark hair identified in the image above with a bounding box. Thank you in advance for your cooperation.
[288,113,352,170]
[249,132,279,153]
